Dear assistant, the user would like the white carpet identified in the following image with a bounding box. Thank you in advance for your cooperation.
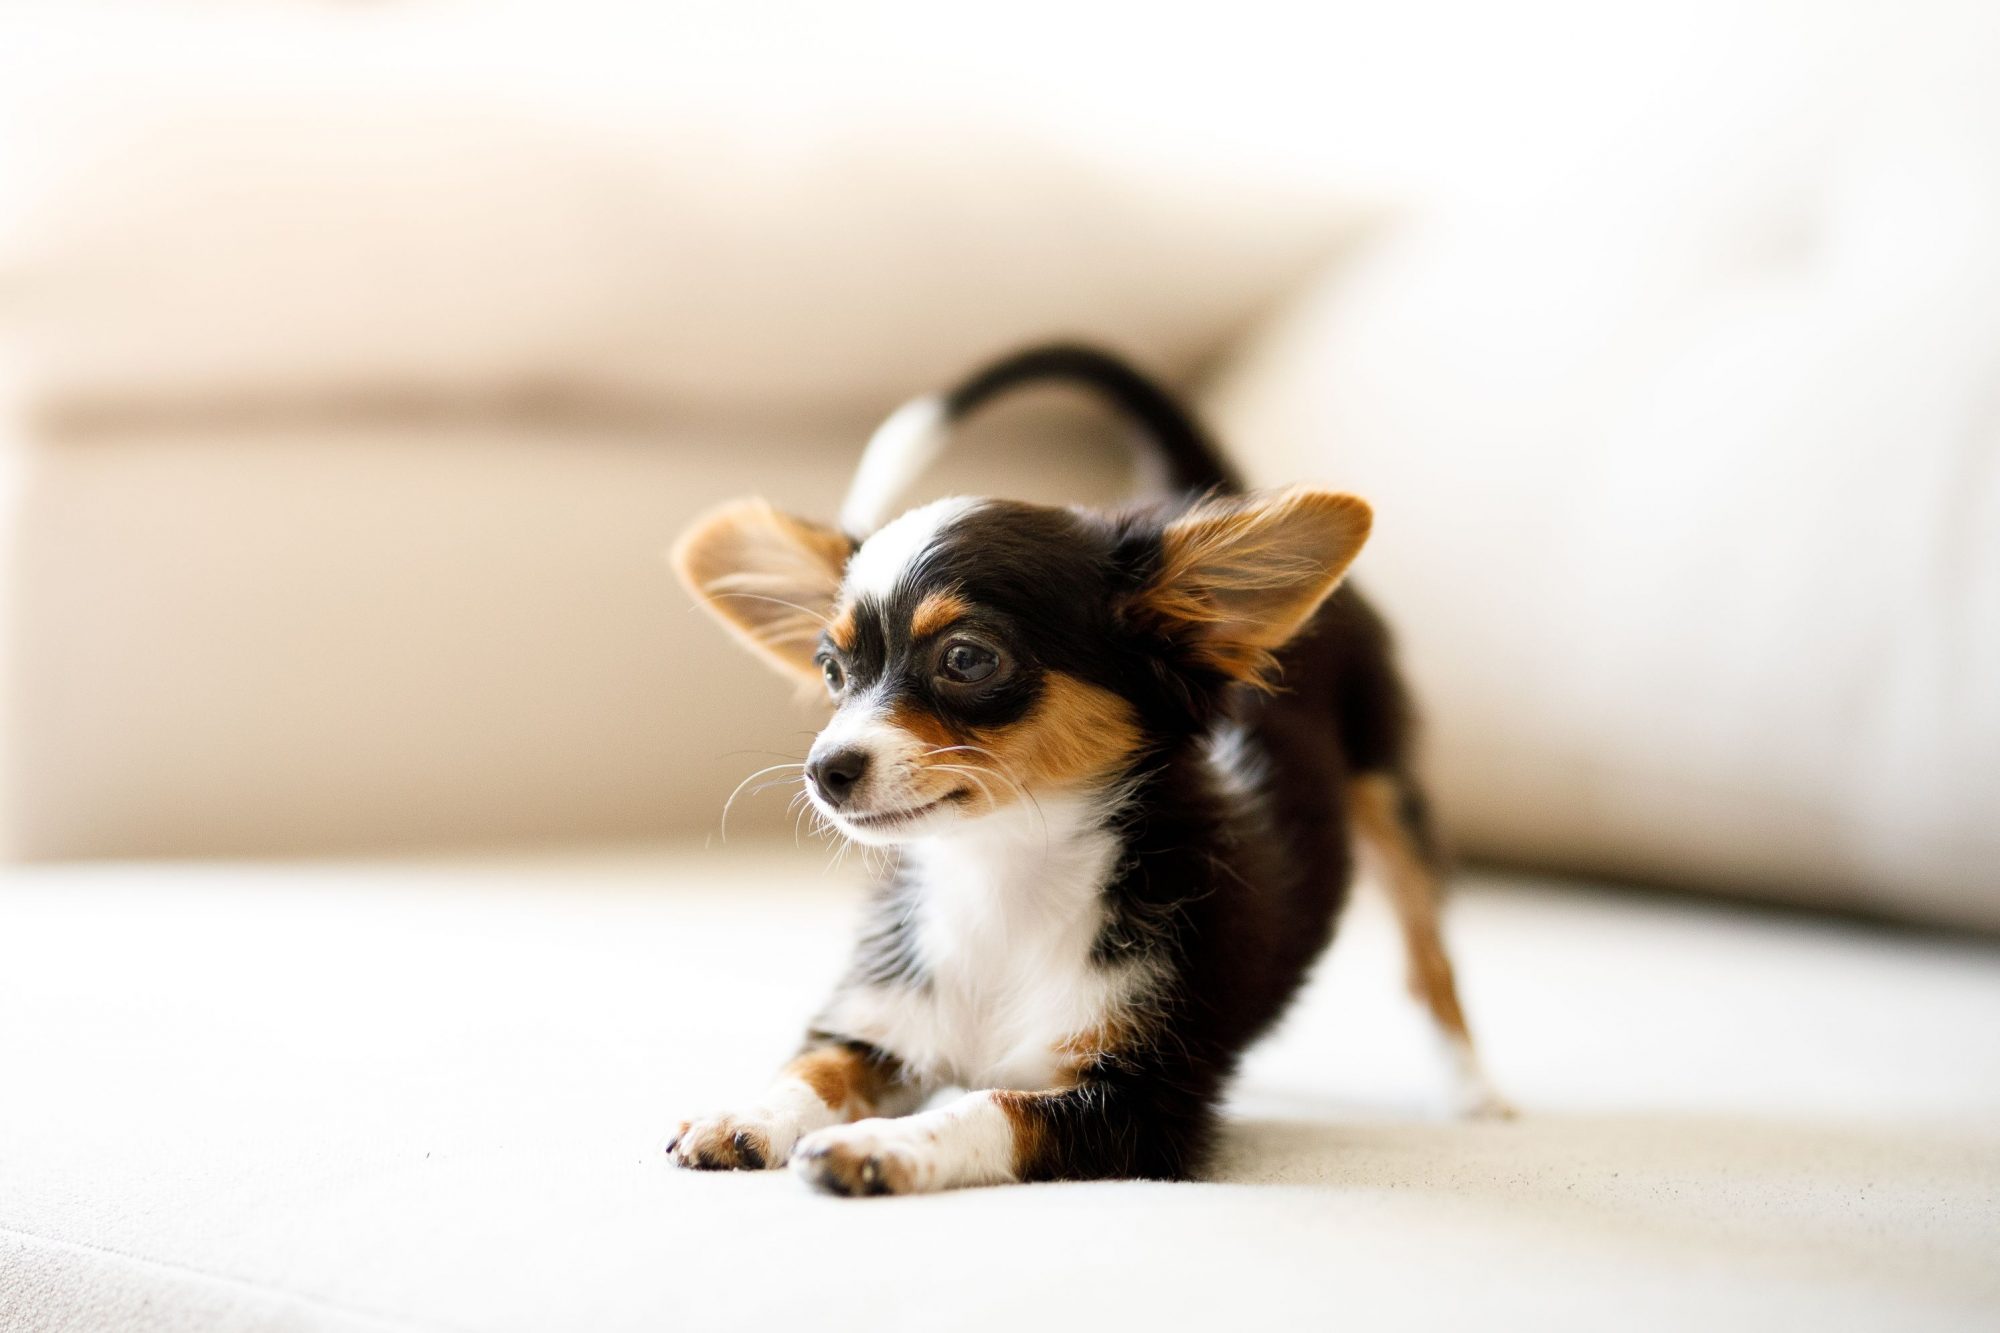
[1,848,1995,1332]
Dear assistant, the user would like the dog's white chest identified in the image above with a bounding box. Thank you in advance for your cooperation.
[829,798,1144,1091]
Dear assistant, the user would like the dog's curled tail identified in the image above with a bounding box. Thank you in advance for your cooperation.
[838,343,1242,535]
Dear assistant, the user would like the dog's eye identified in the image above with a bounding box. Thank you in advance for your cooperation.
[820,657,845,694]
[938,640,1000,685]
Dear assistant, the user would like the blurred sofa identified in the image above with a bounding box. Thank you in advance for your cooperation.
[4,1,1994,930]
[0,3,1352,862]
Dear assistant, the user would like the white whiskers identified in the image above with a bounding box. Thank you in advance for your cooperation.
[717,761,807,843]
[919,746,1048,848]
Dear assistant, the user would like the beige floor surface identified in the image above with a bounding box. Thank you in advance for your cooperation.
[2,847,1995,1332]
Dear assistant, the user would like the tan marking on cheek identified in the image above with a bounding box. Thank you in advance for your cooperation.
[982,673,1143,792]
[909,590,971,640]
[886,699,960,755]
[888,699,996,810]
[992,1090,1048,1179]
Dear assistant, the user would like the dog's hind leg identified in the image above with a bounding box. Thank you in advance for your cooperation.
[1347,771,1516,1119]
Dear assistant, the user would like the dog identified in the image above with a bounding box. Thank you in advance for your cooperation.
[666,344,1509,1196]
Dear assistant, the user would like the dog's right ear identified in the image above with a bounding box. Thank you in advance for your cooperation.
[672,498,855,684]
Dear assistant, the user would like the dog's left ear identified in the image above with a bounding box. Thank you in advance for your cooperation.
[1127,488,1373,687]
[672,497,855,684]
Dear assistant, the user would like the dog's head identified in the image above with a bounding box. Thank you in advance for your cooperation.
[672,489,1370,845]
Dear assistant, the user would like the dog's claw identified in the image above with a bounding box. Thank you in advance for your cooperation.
[665,1115,780,1171]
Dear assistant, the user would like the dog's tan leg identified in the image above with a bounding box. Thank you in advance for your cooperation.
[667,1038,923,1170]
[1348,773,1515,1119]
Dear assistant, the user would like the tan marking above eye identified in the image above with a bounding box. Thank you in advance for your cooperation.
[909,590,972,641]
[827,602,859,654]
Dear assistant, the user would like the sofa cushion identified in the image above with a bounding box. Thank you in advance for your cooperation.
[0,401,1140,860]
[0,7,1354,422]
[1207,61,2000,929]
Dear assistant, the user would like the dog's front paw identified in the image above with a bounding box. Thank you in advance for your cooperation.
[665,1112,790,1171]
[791,1121,926,1196]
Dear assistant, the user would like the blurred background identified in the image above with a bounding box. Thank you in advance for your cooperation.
[3,0,1994,930]
[4,5,1999,1331]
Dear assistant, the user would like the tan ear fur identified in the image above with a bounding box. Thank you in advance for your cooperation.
[671,498,855,683]
[1134,488,1373,686]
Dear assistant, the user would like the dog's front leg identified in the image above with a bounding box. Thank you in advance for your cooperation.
[667,1036,916,1171]
[791,1077,1210,1195]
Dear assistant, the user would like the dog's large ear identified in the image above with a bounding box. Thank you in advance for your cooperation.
[1127,488,1373,687]
[672,498,855,683]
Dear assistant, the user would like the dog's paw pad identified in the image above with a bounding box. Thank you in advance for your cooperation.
[666,1114,781,1170]
[792,1126,921,1196]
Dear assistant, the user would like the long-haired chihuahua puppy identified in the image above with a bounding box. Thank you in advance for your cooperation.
[668,345,1508,1196]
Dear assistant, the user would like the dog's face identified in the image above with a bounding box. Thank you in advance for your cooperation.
[673,489,1370,845]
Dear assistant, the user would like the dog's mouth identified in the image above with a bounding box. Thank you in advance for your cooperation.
[838,788,970,831]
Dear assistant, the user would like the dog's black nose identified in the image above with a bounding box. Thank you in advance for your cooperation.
[808,748,870,808]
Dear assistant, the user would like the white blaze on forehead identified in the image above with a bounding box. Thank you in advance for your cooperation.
[841,496,980,604]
